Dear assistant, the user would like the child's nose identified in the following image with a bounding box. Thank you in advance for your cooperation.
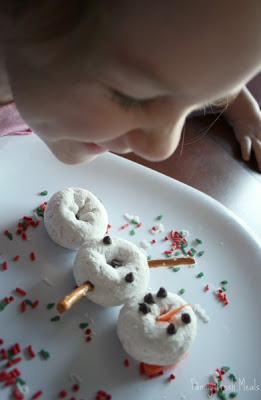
[125,111,187,161]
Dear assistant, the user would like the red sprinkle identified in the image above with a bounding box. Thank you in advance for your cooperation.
[16,287,27,296]
[13,255,20,261]
[32,390,43,399]
[21,301,26,313]
[121,223,130,230]
[151,239,156,244]
[32,300,39,308]
[164,236,169,241]
[9,296,14,302]
[4,297,10,304]
[3,261,8,270]
[137,222,143,228]
[169,374,175,380]
[0,338,4,345]
[28,345,36,358]
[22,232,27,240]
[85,328,92,335]
[5,377,15,386]
[30,252,36,261]
[205,284,210,291]
[17,229,22,235]
[13,388,24,399]
[72,384,79,391]
[23,216,32,221]
[60,390,67,398]
[15,343,21,353]
[124,358,130,367]
[86,336,92,342]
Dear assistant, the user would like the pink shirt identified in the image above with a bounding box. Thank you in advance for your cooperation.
[0,102,32,137]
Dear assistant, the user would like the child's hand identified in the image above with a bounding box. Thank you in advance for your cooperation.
[223,86,261,172]
[233,117,261,172]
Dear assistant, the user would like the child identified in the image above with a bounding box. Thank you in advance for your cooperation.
[0,1,261,170]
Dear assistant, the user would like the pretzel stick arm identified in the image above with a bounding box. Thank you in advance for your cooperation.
[57,281,94,313]
[148,256,195,268]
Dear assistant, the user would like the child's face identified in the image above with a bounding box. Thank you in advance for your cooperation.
[6,1,261,164]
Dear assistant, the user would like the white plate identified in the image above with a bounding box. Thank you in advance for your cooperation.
[0,135,261,400]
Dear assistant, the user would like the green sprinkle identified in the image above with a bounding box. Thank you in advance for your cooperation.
[221,280,228,285]
[131,219,138,224]
[0,300,8,311]
[6,232,13,240]
[36,210,44,217]
[222,286,227,291]
[8,350,14,360]
[22,220,27,226]
[229,374,237,382]
[147,255,151,260]
[229,393,238,398]
[181,242,188,248]
[173,267,180,272]
[79,322,89,329]
[130,229,135,236]
[40,190,48,196]
[25,299,33,306]
[47,303,55,310]
[174,251,181,256]
[221,366,230,372]
[195,238,202,244]
[40,349,50,359]
[50,316,60,322]
[217,388,227,400]
[157,215,163,220]
[198,250,205,256]
[166,253,173,258]
[179,288,185,295]
[197,272,204,278]
[190,247,196,253]
[16,377,26,385]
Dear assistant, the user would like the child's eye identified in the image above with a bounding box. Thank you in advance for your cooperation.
[110,89,144,110]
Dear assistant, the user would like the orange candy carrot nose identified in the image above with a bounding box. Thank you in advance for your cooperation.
[156,303,191,322]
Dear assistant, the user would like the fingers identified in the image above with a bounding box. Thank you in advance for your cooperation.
[252,138,261,172]
[236,133,252,161]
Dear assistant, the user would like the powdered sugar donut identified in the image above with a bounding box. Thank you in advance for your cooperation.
[117,287,197,371]
[44,188,108,250]
[73,236,149,306]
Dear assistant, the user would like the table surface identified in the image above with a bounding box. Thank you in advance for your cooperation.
[120,115,261,239]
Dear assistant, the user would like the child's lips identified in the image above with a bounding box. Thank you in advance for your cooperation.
[81,142,108,154]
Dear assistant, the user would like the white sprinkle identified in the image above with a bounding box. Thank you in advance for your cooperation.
[43,277,53,287]
[34,212,42,221]
[124,213,133,221]
[140,240,151,249]
[16,382,29,394]
[133,216,141,223]
[181,230,189,237]
[70,372,82,383]
[192,304,210,323]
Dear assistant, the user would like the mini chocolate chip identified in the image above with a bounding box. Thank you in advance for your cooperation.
[167,323,177,335]
[157,287,167,298]
[181,313,191,324]
[110,259,122,268]
[125,272,134,283]
[139,303,151,314]
[103,236,112,245]
[144,293,155,304]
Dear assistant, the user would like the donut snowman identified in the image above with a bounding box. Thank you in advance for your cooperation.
[44,187,197,375]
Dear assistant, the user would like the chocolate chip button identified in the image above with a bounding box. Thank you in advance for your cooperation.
[167,323,177,335]
[181,313,191,324]
[144,293,155,304]
[157,287,167,298]
[125,272,134,283]
[139,303,151,314]
[103,236,112,244]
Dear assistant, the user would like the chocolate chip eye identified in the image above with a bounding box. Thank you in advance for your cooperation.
[157,287,167,298]
[110,259,122,268]
[103,236,112,244]
[167,323,177,335]
[139,303,151,314]
[181,313,191,324]
[144,293,155,304]
[125,272,134,283]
